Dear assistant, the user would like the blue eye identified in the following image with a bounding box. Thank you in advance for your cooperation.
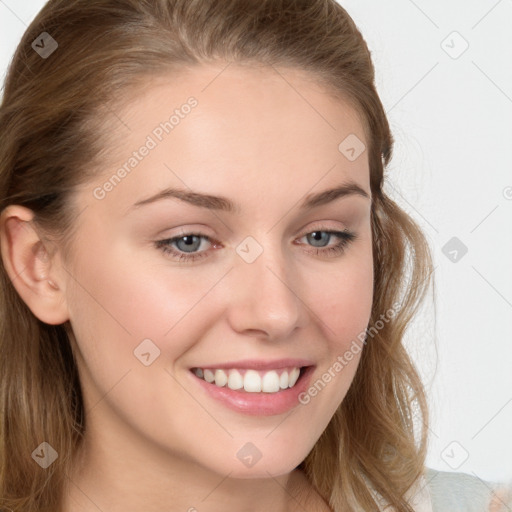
[155,228,357,263]
[155,233,213,263]
[300,230,357,257]
[169,234,205,253]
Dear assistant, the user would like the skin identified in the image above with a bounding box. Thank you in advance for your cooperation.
[0,63,373,511]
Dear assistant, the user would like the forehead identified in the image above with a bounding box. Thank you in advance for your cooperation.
[110,62,367,152]
[117,62,365,133]
[82,63,370,216]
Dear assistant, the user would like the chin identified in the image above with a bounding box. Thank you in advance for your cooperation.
[218,451,306,479]
[228,464,299,479]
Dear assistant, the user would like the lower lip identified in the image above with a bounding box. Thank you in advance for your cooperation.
[189,366,315,416]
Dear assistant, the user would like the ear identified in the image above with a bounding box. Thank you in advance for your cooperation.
[0,205,70,325]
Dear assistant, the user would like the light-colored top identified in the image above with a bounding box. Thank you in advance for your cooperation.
[370,467,512,511]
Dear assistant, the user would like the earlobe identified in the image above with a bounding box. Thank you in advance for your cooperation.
[0,205,70,325]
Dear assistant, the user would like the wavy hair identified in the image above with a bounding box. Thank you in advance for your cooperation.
[0,1,434,510]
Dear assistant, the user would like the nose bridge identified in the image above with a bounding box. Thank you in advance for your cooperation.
[227,236,305,338]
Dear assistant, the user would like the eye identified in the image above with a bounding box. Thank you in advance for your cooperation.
[298,229,356,257]
[155,227,357,263]
[155,233,215,263]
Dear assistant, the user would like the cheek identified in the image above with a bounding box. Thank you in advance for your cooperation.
[298,239,373,410]
[64,237,238,416]
[66,235,214,342]
[309,244,374,349]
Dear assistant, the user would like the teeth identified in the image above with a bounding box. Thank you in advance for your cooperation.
[193,366,303,393]
[261,371,280,393]
[227,370,244,390]
[244,370,262,392]
[203,369,214,383]
[279,371,289,389]
[214,369,228,387]
[288,367,300,387]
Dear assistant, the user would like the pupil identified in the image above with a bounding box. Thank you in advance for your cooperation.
[310,231,327,247]
[178,235,199,252]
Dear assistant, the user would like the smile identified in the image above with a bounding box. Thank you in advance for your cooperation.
[191,367,303,393]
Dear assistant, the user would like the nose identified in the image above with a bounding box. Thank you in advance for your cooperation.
[226,244,307,340]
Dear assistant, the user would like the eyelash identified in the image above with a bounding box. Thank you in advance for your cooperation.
[154,227,357,263]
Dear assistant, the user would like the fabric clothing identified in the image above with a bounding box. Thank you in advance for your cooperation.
[369,466,512,511]
[424,467,507,511]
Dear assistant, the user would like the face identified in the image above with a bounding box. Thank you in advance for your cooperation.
[60,63,373,478]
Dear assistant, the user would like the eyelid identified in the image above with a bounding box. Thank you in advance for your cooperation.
[162,220,351,246]
[298,220,350,235]
[155,222,356,264]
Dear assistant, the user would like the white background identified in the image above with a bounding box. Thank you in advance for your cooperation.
[1,0,511,484]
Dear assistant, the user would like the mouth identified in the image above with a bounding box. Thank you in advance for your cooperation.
[188,362,316,416]
[190,366,311,394]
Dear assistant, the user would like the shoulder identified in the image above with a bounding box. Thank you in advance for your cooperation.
[422,467,512,512]
[367,466,511,512]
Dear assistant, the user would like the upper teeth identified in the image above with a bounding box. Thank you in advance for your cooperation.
[193,367,301,393]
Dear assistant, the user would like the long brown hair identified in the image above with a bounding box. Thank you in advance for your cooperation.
[0,1,434,510]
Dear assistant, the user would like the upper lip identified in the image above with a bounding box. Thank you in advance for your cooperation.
[191,358,315,371]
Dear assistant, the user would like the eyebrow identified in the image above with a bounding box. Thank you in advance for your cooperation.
[129,181,370,214]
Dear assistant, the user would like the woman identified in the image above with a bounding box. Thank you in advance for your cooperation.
[0,1,509,510]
